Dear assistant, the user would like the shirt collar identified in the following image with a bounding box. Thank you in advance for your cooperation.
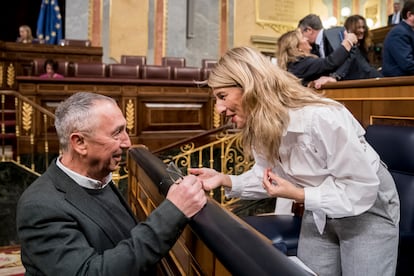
[284,100,337,136]
[56,157,112,189]
[315,29,324,46]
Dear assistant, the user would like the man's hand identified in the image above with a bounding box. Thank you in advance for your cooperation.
[166,175,207,218]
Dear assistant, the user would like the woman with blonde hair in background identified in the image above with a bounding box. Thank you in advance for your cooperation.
[190,46,399,276]
[276,28,356,88]
[16,25,33,43]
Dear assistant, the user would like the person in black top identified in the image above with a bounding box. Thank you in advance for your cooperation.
[298,14,344,58]
[276,29,357,88]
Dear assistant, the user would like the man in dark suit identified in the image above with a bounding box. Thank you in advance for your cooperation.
[383,0,414,76]
[298,14,344,58]
[16,92,207,275]
[297,14,382,86]
[388,2,402,25]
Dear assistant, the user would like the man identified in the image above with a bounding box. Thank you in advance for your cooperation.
[16,92,207,275]
[383,0,414,77]
[388,2,402,25]
[298,14,344,58]
[298,13,381,84]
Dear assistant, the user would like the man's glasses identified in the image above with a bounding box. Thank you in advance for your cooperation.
[165,162,184,183]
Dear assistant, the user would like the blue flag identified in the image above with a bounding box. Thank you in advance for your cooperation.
[36,0,63,44]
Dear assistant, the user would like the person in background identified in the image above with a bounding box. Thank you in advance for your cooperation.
[298,14,344,58]
[344,14,373,62]
[330,14,383,81]
[311,14,382,88]
[16,25,33,43]
[276,28,357,88]
[16,92,207,275]
[39,59,64,79]
[388,1,402,25]
[383,0,414,77]
[190,46,399,276]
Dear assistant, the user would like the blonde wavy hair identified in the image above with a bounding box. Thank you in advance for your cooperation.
[276,29,316,70]
[208,46,331,165]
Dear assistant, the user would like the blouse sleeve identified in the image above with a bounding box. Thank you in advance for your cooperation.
[304,106,380,218]
[227,155,270,200]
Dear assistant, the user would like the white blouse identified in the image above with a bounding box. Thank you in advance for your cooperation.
[227,103,380,233]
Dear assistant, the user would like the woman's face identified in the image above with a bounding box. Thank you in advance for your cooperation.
[297,33,312,54]
[46,64,54,75]
[213,86,246,128]
[355,19,366,40]
[19,27,28,39]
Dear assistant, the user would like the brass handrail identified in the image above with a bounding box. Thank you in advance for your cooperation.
[0,90,54,117]
[152,120,234,155]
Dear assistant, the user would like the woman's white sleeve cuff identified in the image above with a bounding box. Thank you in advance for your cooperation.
[304,186,321,211]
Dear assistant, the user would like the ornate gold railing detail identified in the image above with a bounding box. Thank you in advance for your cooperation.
[125,99,135,132]
[0,63,3,87]
[1,94,6,161]
[7,63,15,88]
[160,130,254,205]
[213,109,221,128]
[22,102,33,134]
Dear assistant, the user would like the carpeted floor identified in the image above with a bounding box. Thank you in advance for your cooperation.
[0,245,24,276]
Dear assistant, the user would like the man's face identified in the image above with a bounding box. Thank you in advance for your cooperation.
[406,11,414,27]
[80,101,131,180]
[300,27,317,44]
[394,3,400,13]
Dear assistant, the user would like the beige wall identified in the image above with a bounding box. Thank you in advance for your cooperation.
[234,0,329,48]
[233,0,387,51]
[109,0,149,63]
[99,0,386,63]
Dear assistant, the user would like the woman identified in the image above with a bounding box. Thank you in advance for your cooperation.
[336,14,382,81]
[344,14,373,62]
[39,59,64,79]
[276,29,357,87]
[190,46,399,275]
[16,25,33,43]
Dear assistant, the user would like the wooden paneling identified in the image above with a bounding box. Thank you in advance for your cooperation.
[0,41,102,62]
[321,76,414,128]
[15,77,213,152]
[14,75,414,155]
[0,41,103,89]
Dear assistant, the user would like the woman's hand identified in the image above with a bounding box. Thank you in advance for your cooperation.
[342,31,358,50]
[311,76,337,89]
[188,168,231,191]
[263,169,304,203]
